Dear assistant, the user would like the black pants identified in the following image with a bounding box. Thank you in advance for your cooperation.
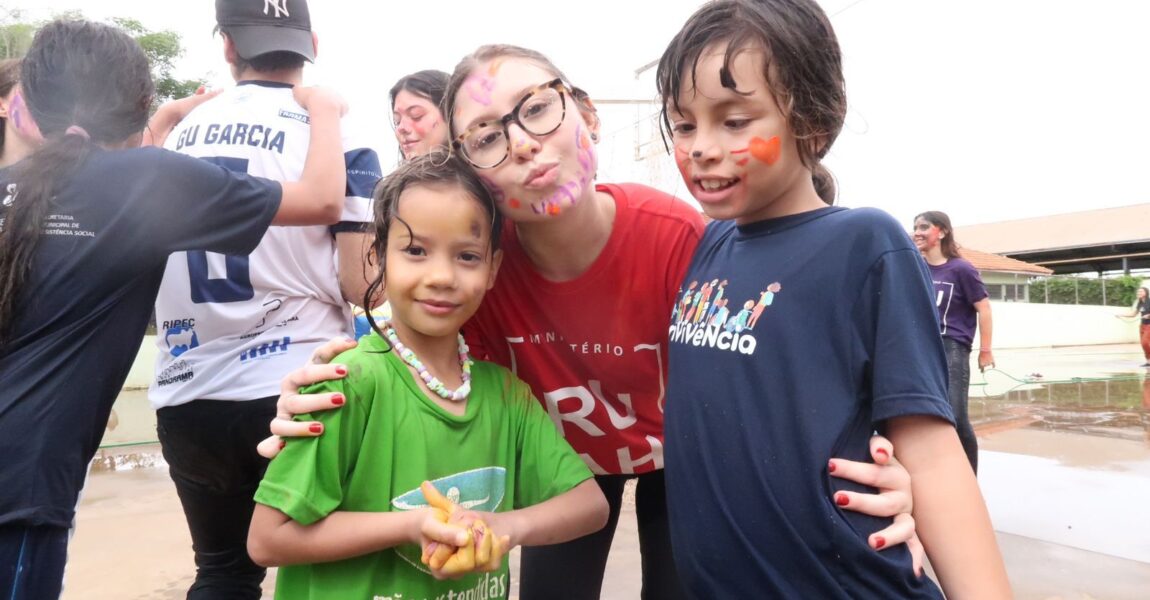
[943,338,979,473]
[0,524,68,600]
[157,397,277,600]
[519,470,686,600]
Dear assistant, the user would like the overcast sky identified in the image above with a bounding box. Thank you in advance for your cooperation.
[8,0,1150,230]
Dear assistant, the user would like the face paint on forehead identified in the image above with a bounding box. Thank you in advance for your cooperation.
[463,59,506,108]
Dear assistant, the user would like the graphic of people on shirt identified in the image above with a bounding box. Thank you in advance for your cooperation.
[708,298,730,328]
[703,279,728,323]
[684,280,712,323]
[692,279,720,324]
[725,300,756,333]
[675,280,699,324]
[746,282,782,330]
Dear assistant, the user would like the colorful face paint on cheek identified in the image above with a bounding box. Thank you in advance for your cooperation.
[578,129,591,150]
[508,198,521,209]
[9,92,42,141]
[748,136,781,166]
[574,124,594,176]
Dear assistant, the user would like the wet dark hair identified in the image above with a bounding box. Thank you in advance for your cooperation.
[914,210,960,260]
[390,69,449,113]
[361,149,503,341]
[656,0,846,204]
[0,59,20,151]
[0,20,153,349]
[443,44,597,142]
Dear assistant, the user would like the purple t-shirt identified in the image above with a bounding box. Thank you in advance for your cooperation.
[928,257,988,349]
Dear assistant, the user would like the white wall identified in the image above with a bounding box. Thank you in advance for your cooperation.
[990,301,1137,348]
[119,303,1137,391]
[123,335,158,390]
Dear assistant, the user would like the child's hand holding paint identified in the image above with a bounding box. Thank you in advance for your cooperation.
[418,481,511,578]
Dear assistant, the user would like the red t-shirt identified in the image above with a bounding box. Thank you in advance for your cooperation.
[465,183,703,475]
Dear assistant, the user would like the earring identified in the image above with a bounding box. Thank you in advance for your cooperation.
[590,132,599,142]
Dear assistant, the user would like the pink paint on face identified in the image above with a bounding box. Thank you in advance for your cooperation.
[464,59,505,107]
[9,92,43,142]
[911,218,941,251]
[535,124,597,217]
[465,75,496,106]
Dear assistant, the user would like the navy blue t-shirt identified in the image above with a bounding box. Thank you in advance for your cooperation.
[0,146,280,527]
[665,207,954,598]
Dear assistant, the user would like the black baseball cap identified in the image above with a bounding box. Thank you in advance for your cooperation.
[215,0,315,62]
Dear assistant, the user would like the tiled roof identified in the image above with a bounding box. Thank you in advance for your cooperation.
[958,247,1052,275]
[954,203,1150,254]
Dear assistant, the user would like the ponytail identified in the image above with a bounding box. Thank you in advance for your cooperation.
[0,135,91,349]
[0,19,153,350]
[812,162,836,205]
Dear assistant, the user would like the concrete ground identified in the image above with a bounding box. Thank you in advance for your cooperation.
[64,344,1150,599]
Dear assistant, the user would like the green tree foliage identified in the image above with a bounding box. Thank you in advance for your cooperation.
[0,7,34,58]
[110,17,204,107]
[0,8,204,109]
[1030,275,1142,307]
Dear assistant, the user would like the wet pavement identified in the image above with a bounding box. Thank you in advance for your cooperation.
[65,344,1150,599]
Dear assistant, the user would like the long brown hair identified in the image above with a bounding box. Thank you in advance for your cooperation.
[0,20,153,350]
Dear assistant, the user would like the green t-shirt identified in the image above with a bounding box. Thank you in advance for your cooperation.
[255,332,592,600]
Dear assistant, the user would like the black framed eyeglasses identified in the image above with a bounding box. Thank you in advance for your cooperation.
[452,78,569,169]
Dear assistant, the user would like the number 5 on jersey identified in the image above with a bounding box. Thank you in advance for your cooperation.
[188,157,254,303]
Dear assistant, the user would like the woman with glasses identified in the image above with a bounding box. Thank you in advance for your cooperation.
[267,44,923,599]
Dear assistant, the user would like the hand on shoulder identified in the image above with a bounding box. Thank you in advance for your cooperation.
[293,85,348,118]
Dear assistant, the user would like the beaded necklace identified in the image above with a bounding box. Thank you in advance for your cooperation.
[382,320,473,402]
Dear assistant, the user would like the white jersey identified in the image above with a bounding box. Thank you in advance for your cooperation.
[150,81,383,409]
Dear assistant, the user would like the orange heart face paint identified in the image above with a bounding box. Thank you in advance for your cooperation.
[749,136,781,166]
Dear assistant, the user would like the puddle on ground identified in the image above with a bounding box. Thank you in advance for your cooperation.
[972,376,1150,445]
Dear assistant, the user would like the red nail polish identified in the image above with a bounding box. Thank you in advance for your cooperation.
[835,494,849,506]
[335,366,348,376]
[873,536,886,549]
[827,460,836,473]
[279,440,286,449]
[309,423,323,434]
[331,394,345,406]
[875,448,890,460]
